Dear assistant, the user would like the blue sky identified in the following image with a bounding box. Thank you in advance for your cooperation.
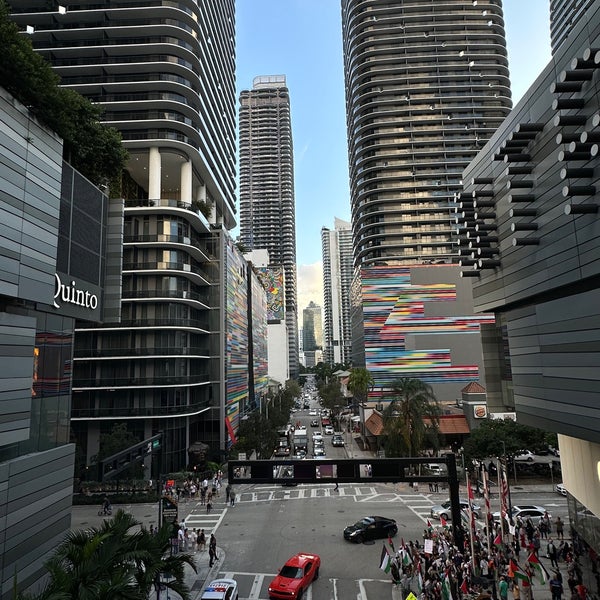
[235,0,552,311]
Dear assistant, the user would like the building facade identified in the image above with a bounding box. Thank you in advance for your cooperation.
[239,75,299,380]
[550,0,596,53]
[0,88,120,599]
[8,1,238,471]
[341,0,511,398]
[341,0,512,267]
[459,0,600,554]
[321,218,353,365]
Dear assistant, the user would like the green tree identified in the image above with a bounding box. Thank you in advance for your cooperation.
[463,418,550,466]
[380,378,441,457]
[0,1,127,187]
[347,367,374,407]
[19,510,195,600]
[233,411,278,459]
[93,423,144,479]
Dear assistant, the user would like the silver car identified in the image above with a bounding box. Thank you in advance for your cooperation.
[430,499,480,520]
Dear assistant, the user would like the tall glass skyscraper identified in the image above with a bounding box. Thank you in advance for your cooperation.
[239,75,299,380]
[341,0,512,267]
[321,218,353,365]
[8,1,237,471]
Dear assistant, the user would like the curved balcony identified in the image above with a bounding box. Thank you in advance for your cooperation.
[72,346,209,359]
[71,401,212,420]
[122,288,210,307]
[72,373,211,389]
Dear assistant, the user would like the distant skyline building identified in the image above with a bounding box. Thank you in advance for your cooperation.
[321,218,353,365]
[239,75,299,380]
[341,0,512,398]
[341,0,512,267]
[302,301,323,352]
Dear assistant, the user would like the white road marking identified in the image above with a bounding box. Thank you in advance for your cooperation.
[248,574,265,599]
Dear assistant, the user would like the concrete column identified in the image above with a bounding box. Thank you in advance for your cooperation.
[149,147,161,200]
[180,159,192,206]
[196,182,207,203]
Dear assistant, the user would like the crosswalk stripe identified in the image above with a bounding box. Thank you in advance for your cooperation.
[248,574,264,599]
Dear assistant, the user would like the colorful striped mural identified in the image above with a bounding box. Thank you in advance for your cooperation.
[225,239,249,445]
[360,266,494,390]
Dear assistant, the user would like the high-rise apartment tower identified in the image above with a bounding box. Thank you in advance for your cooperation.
[239,75,299,379]
[550,0,595,52]
[321,218,353,365]
[8,1,237,471]
[341,0,512,268]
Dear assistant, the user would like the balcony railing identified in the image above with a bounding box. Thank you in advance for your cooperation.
[73,346,209,358]
[71,401,211,420]
[72,374,210,388]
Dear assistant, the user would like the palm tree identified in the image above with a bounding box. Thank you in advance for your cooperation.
[381,377,441,457]
[19,510,195,600]
[347,367,374,408]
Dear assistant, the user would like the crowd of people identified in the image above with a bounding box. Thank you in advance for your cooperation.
[385,512,598,600]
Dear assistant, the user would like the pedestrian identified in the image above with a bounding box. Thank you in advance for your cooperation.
[209,533,217,567]
[230,488,236,507]
[550,574,563,600]
[548,539,559,568]
[189,528,197,552]
[499,576,509,600]
[200,487,206,506]
[206,499,212,514]
[555,516,564,540]
[334,482,339,491]
[198,528,206,552]
[225,483,231,504]
[512,582,520,600]
[177,525,185,553]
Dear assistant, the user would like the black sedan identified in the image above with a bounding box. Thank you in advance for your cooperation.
[343,516,397,543]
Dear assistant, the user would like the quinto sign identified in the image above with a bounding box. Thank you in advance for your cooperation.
[54,273,98,310]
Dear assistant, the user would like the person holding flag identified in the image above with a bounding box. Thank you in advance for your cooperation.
[527,550,549,585]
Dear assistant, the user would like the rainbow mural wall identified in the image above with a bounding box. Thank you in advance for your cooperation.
[225,239,249,446]
[358,265,495,399]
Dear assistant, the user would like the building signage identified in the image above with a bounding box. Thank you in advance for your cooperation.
[473,405,488,418]
[54,273,98,310]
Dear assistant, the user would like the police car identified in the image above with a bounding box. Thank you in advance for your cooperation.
[200,578,238,600]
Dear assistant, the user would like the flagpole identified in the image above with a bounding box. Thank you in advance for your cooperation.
[482,465,492,548]
[466,472,476,575]
[497,458,505,542]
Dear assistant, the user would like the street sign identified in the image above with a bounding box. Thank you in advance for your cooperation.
[160,495,178,528]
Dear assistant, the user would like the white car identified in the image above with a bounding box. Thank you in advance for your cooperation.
[493,505,550,523]
[555,483,567,496]
[324,425,335,435]
[312,431,323,441]
[201,578,239,600]
[514,450,535,462]
[309,409,317,416]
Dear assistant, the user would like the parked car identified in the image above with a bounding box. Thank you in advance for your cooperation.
[514,450,535,462]
[268,553,320,599]
[343,515,398,543]
[555,483,567,496]
[201,578,239,600]
[332,435,345,447]
[492,505,550,523]
[430,499,480,521]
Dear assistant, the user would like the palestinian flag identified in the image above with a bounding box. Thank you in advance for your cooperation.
[509,559,530,584]
[442,571,454,600]
[527,552,547,585]
[440,515,448,528]
[380,544,391,573]
[416,561,423,594]
[426,518,434,532]
[460,578,469,594]
[493,532,503,546]
[388,535,395,553]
